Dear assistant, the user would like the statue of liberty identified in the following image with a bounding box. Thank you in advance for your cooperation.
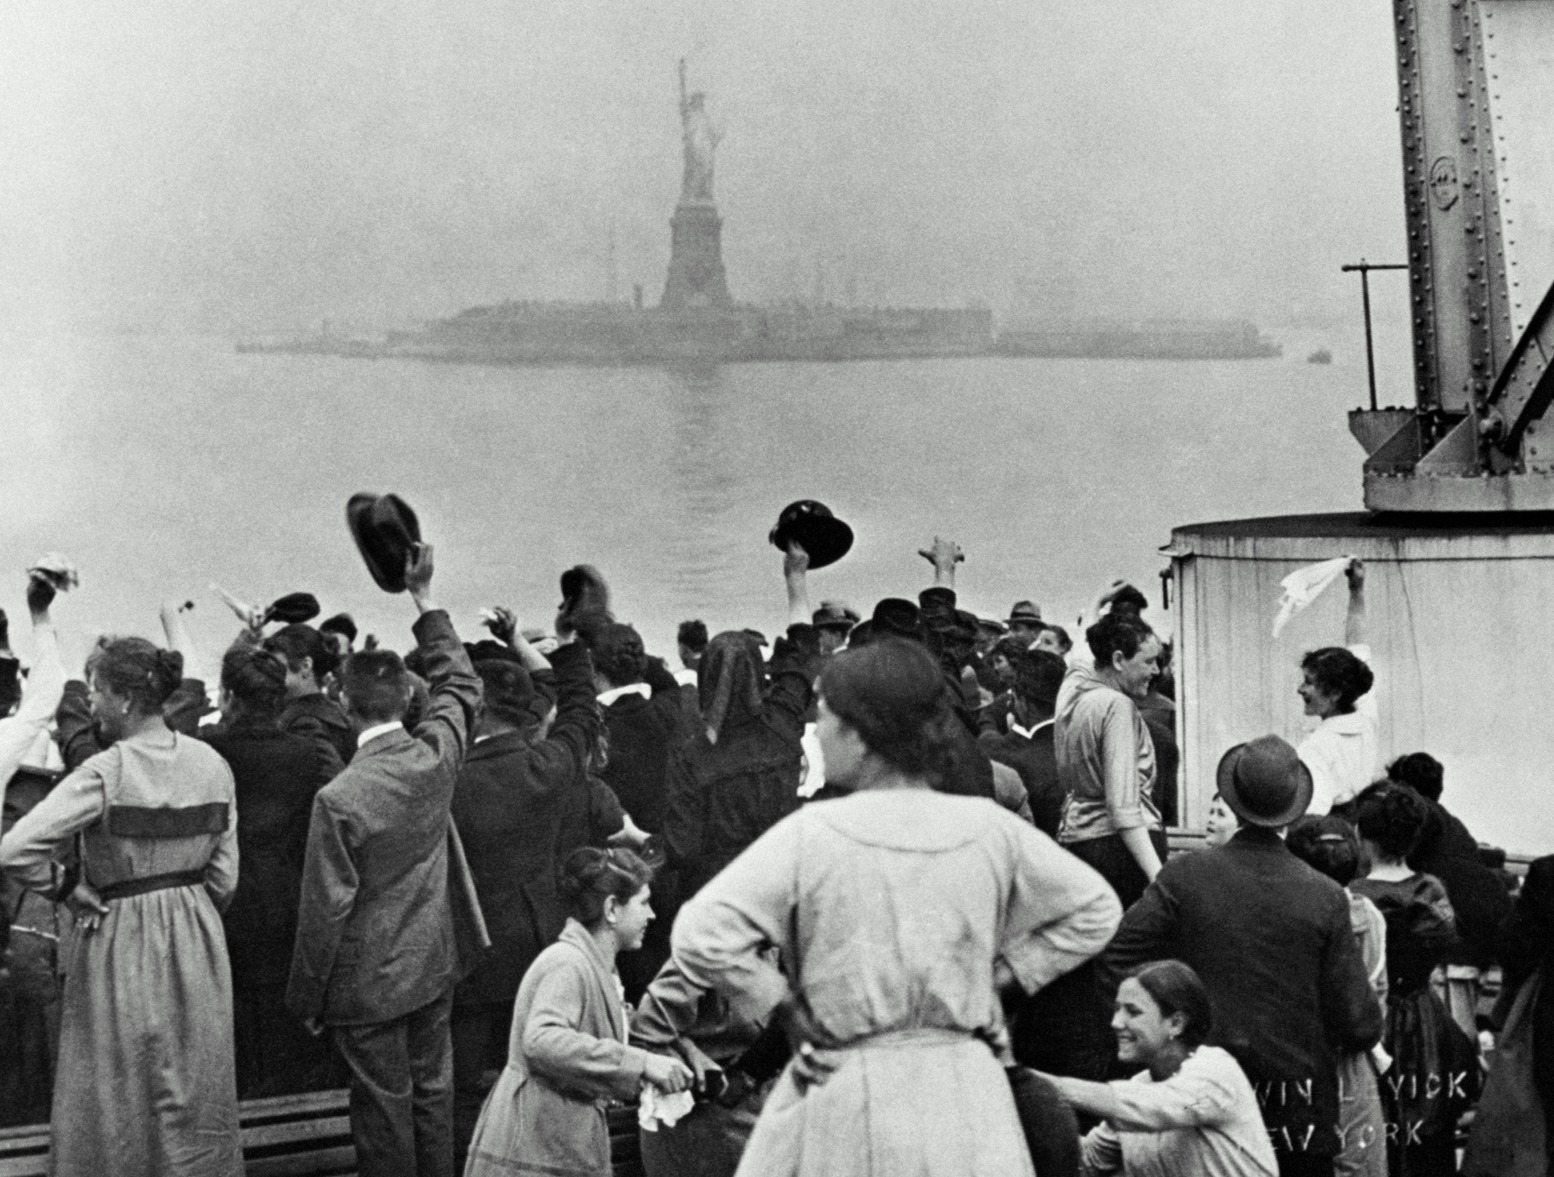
[678,58,720,206]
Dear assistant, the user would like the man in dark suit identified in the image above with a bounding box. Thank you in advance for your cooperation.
[1099,735,1382,1177]
[979,648,1066,838]
[449,638,601,1169]
[205,644,341,1098]
[287,544,482,1177]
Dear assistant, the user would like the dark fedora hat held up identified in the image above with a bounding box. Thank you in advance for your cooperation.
[347,493,422,593]
[1216,734,1314,829]
[557,564,613,637]
[768,500,854,570]
[264,592,321,626]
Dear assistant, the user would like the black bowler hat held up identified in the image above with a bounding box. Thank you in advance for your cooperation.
[264,592,321,625]
[768,500,854,570]
[347,493,422,593]
[557,564,612,636]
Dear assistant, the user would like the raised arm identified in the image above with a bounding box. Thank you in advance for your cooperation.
[402,544,481,765]
[1343,560,1366,649]
[0,575,66,790]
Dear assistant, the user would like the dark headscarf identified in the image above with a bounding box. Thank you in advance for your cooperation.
[698,631,765,743]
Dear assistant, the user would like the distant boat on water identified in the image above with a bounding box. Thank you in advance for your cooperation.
[1307,348,1333,364]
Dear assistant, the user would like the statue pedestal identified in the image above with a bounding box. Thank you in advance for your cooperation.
[661,202,732,310]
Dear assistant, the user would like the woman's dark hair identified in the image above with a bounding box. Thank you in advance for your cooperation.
[1387,751,1444,802]
[992,635,1031,664]
[220,645,288,720]
[1086,612,1154,667]
[1286,814,1364,886]
[264,623,339,681]
[1044,624,1073,655]
[589,623,646,687]
[86,638,183,714]
[818,638,961,782]
[1350,781,1430,860]
[558,846,654,927]
[1129,960,1213,1050]
[1299,647,1374,714]
[1109,585,1149,616]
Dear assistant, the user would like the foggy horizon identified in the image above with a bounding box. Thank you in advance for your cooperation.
[3,0,1414,335]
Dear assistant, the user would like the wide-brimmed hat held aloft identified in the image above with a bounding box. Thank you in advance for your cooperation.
[1216,734,1314,828]
[265,592,321,625]
[768,500,854,570]
[347,493,422,593]
[557,564,612,636]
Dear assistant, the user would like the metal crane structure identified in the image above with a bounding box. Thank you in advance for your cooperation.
[1349,0,1554,511]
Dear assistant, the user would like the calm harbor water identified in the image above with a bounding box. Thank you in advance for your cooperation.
[1,326,1402,668]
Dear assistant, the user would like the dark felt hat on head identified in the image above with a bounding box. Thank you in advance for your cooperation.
[319,613,358,643]
[265,592,321,626]
[812,601,860,632]
[1216,734,1314,829]
[347,493,422,594]
[1007,600,1043,624]
[871,598,922,641]
[556,565,612,637]
[768,500,854,570]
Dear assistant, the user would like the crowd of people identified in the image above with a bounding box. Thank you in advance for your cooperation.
[0,518,1550,1177]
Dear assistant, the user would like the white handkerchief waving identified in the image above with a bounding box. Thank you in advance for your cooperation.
[1272,556,1353,639]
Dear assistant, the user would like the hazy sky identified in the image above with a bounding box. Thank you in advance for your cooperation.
[2,0,1411,331]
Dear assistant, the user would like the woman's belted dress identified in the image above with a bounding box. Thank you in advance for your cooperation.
[0,731,242,1177]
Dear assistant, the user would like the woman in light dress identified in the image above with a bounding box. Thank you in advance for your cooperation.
[1295,559,1378,815]
[0,636,242,1177]
[1042,960,1278,1177]
[671,637,1122,1177]
[463,847,693,1177]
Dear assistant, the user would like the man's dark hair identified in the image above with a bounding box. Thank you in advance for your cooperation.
[677,620,709,654]
[1109,585,1149,616]
[1300,647,1374,714]
[1044,624,1073,655]
[476,659,544,730]
[1387,751,1445,802]
[589,623,646,687]
[264,623,339,680]
[1013,649,1068,710]
[1086,612,1154,667]
[341,649,411,723]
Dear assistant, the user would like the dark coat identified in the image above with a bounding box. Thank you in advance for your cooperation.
[1409,800,1510,970]
[1099,826,1382,1157]
[597,659,690,835]
[979,720,1062,837]
[286,609,482,1026]
[664,624,819,898]
[278,692,354,771]
[451,641,601,1008]
[204,717,339,990]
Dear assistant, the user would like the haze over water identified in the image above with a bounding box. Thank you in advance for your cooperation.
[0,327,1406,666]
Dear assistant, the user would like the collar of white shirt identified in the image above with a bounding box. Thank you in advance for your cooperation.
[1008,717,1055,740]
[357,720,405,749]
[597,683,652,706]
